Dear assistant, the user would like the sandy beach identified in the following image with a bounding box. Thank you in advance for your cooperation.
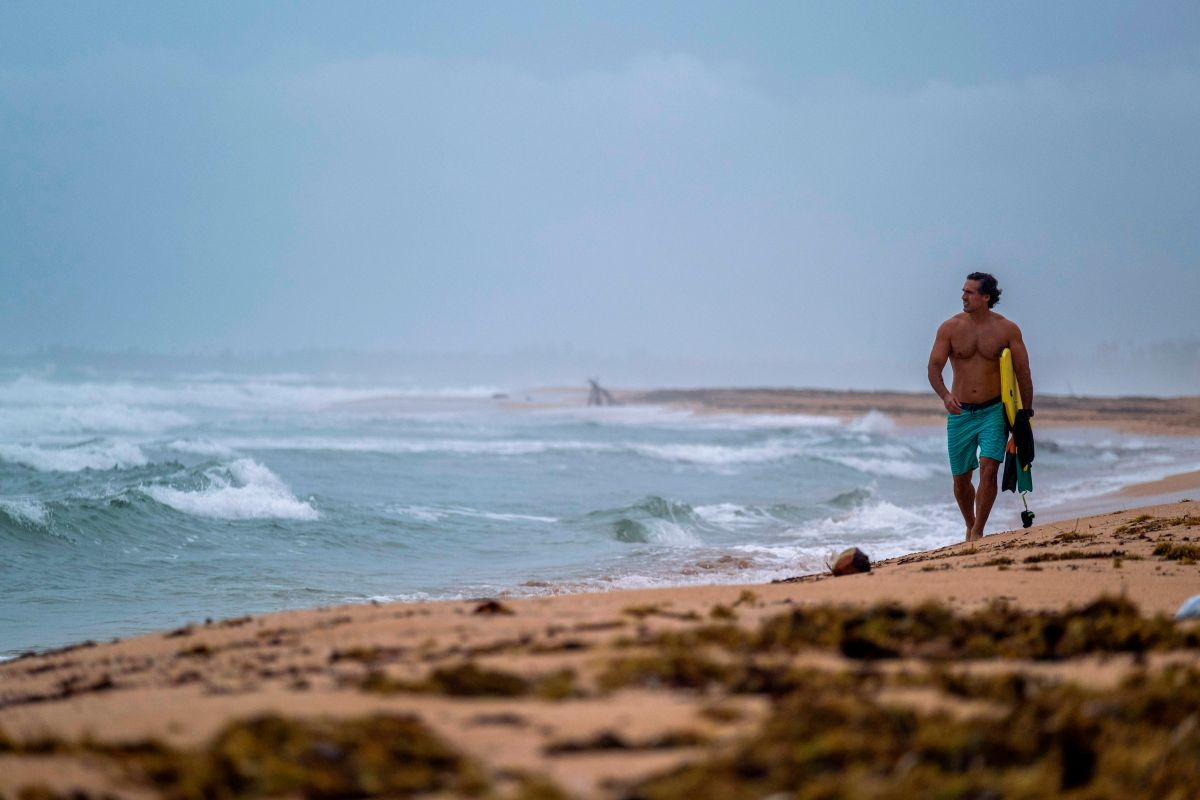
[3,494,1199,798]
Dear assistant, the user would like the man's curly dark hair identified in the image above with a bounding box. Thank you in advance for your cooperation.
[966,272,1002,309]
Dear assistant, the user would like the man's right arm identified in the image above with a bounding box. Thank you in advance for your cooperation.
[927,321,961,414]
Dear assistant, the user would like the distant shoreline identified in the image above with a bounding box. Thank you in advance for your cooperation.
[622,387,1200,436]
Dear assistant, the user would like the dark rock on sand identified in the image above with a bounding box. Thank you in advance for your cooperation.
[473,599,515,615]
[832,547,871,576]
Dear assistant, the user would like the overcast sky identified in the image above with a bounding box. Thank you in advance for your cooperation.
[1,2,1197,391]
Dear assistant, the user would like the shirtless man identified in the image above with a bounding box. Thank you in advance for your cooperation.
[927,273,1033,542]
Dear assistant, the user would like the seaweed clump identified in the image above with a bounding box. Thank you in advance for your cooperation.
[749,596,1196,661]
[599,648,732,693]
[357,661,578,699]
[124,713,488,799]
[628,667,1200,800]
[591,598,1199,697]
[1113,515,1194,539]
[1022,549,1127,564]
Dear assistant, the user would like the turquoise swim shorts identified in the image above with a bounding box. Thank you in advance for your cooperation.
[946,402,1006,475]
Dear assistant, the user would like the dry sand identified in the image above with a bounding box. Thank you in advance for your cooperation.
[3,500,1199,798]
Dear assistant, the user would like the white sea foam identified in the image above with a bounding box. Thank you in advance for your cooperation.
[632,440,801,466]
[828,456,940,480]
[855,443,915,459]
[164,439,236,457]
[0,375,502,416]
[0,441,149,472]
[640,518,704,546]
[811,500,934,532]
[391,505,448,522]
[848,409,897,434]
[215,435,806,466]
[0,405,192,437]
[0,497,49,526]
[1040,460,1200,507]
[389,505,557,524]
[693,502,756,527]
[693,503,781,529]
[356,592,443,604]
[728,542,816,561]
[788,500,964,550]
[599,561,817,590]
[221,435,612,456]
[446,508,558,523]
[142,458,318,520]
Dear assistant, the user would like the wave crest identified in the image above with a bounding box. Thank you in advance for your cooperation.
[0,440,149,472]
[827,455,938,480]
[0,497,49,527]
[142,458,318,521]
[589,496,704,546]
[848,410,896,434]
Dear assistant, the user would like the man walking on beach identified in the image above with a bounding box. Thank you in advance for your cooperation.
[928,273,1033,542]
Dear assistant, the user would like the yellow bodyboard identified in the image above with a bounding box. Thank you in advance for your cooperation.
[1000,347,1022,427]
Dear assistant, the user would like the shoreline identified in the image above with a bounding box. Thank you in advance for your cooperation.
[5,390,1199,796]
[622,387,1200,436]
[8,464,1196,662]
[3,498,1199,797]
[1031,467,1200,526]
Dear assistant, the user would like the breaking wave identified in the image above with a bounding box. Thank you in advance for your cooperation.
[164,439,236,457]
[789,500,962,556]
[0,497,49,527]
[589,496,705,546]
[141,458,318,521]
[0,440,149,472]
[0,405,192,436]
[848,409,897,434]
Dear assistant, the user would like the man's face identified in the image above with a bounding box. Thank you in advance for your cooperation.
[962,280,988,312]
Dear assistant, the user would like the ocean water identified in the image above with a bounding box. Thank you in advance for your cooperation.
[2,369,1198,658]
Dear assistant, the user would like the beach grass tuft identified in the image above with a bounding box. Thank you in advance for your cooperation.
[1153,542,1200,562]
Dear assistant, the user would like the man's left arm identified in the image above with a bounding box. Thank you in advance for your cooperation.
[1009,325,1034,411]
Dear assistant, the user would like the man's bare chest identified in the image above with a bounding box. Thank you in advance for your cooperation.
[950,328,1007,361]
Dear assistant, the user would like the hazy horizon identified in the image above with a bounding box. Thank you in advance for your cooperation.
[1,338,1196,397]
[2,2,1197,395]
